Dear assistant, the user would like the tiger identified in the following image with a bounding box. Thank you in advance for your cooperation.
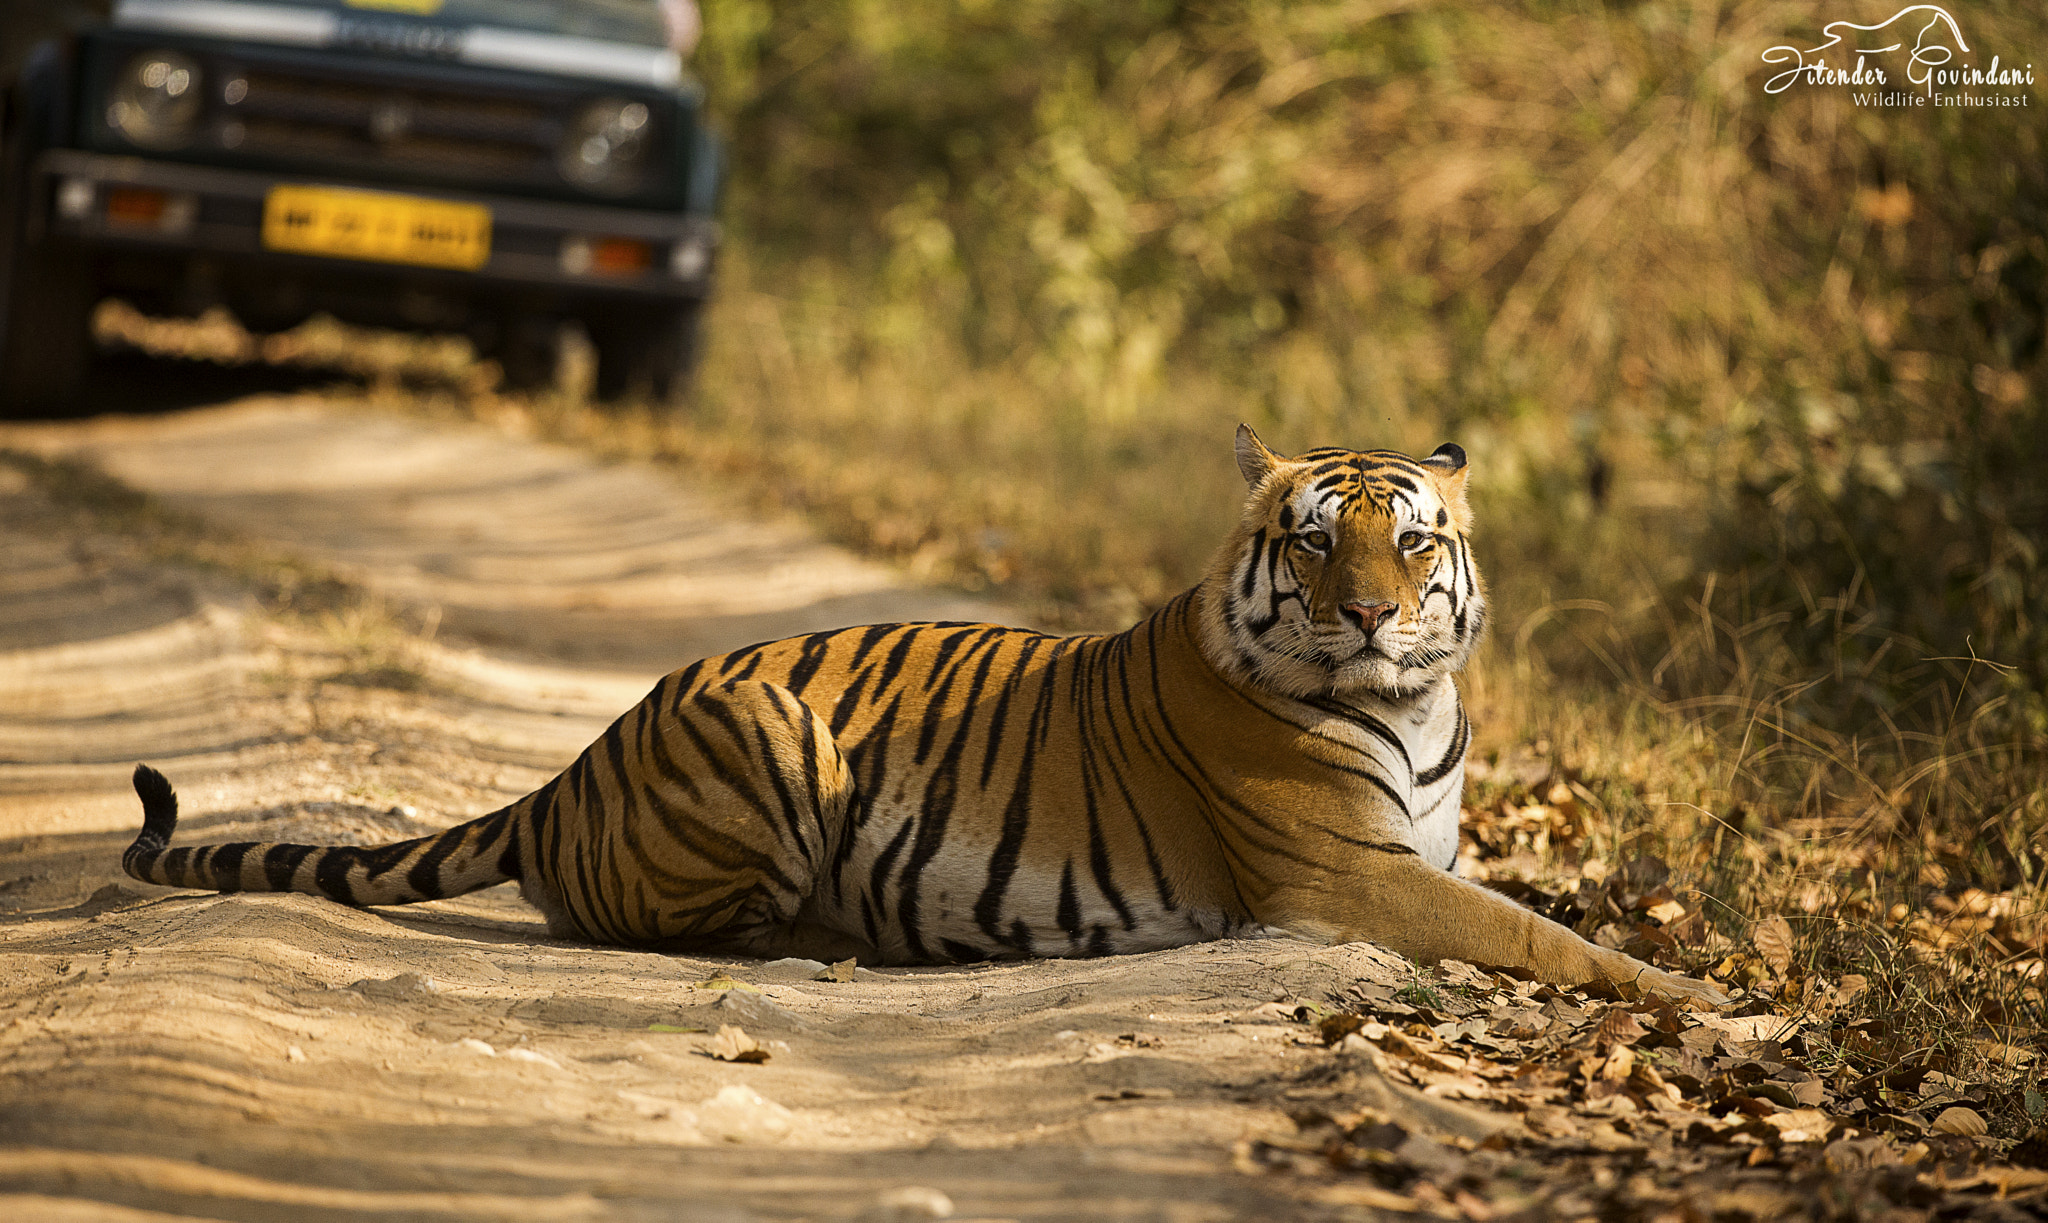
[122,426,1728,1006]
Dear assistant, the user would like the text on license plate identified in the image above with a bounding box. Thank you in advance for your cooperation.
[261,186,491,270]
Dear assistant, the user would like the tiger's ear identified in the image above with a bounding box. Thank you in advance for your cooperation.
[1235,424,1282,488]
[1421,442,1473,528]
[1422,442,1466,473]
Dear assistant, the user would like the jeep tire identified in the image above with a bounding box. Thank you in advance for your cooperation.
[0,238,96,418]
[589,300,703,405]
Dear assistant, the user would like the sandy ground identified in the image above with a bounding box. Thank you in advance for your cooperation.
[0,397,1476,1222]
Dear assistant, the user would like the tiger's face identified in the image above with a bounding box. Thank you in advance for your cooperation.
[1202,426,1489,699]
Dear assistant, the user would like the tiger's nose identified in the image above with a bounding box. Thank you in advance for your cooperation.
[1341,601,1398,636]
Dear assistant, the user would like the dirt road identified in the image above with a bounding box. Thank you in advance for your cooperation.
[0,396,1456,1222]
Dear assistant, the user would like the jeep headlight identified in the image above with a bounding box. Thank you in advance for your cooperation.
[108,50,203,149]
[558,98,650,194]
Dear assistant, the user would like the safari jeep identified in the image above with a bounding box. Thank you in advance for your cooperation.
[0,0,721,413]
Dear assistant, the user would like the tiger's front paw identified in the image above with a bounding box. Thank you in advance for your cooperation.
[1623,963,1731,1010]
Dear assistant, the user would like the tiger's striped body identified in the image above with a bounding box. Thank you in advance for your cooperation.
[124,429,1727,1004]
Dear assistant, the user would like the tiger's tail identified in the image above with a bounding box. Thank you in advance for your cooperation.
[123,764,522,906]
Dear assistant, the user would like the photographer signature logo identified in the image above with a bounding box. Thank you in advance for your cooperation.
[1762,5,2032,107]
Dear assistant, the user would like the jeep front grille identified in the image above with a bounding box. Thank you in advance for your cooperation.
[226,71,563,185]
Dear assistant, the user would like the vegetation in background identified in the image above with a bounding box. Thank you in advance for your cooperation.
[95,0,2045,1137]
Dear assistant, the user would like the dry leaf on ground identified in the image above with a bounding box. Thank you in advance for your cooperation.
[1752,915,1795,979]
[694,974,760,993]
[709,1025,770,1064]
[1592,1006,1647,1051]
[812,957,858,983]
[1932,1106,1987,1136]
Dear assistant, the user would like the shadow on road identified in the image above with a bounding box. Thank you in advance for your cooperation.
[29,348,346,420]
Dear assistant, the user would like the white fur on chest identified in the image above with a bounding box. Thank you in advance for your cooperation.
[1300,678,1466,872]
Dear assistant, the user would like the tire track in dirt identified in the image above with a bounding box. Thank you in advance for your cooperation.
[14,397,1006,673]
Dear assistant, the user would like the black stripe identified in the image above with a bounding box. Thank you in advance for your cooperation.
[313,849,358,904]
[1101,630,1178,913]
[206,842,257,891]
[827,664,871,736]
[865,816,915,948]
[1308,698,1414,770]
[939,938,986,963]
[1414,705,1469,787]
[544,755,590,926]
[843,623,901,672]
[871,627,921,696]
[406,823,471,899]
[360,836,424,879]
[750,712,810,849]
[784,689,832,859]
[923,625,975,687]
[976,635,1042,790]
[645,699,705,801]
[264,843,314,891]
[1070,657,1135,932]
[834,686,905,903]
[1323,833,1420,855]
[474,807,518,881]
[784,631,837,696]
[1055,859,1080,939]
[897,645,986,958]
[1240,532,1265,598]
[566,826,610,941]
[682,691,758,792]
[717,646,763,678]
[727,650,762,684]
[972,642,1059,944]
[1085,785,1135,931]
[911,627,985,764]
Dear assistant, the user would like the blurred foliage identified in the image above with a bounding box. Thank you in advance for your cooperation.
[685,2,2042,689]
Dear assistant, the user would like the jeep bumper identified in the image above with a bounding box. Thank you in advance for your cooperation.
[31,148,716,325]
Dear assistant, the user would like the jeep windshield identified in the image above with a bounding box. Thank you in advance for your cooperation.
[264,0,665,45]
[112,0,681,86]
[153,0,668,46]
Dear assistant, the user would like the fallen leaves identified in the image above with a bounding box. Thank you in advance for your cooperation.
[1241,955,2045,1220]
[1762,1108,1835,1144]
[1752,915,1796,980]
[693,973,759,993]
[708,1024,770,1064]
[1933,1106,1988,1137]
[1592,1006,1647,1051]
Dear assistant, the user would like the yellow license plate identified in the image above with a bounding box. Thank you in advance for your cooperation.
[262,186,491,270]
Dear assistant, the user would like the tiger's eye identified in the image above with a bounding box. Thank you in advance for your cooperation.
[1399,531,1428,550]
[1303,529,1331,551]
